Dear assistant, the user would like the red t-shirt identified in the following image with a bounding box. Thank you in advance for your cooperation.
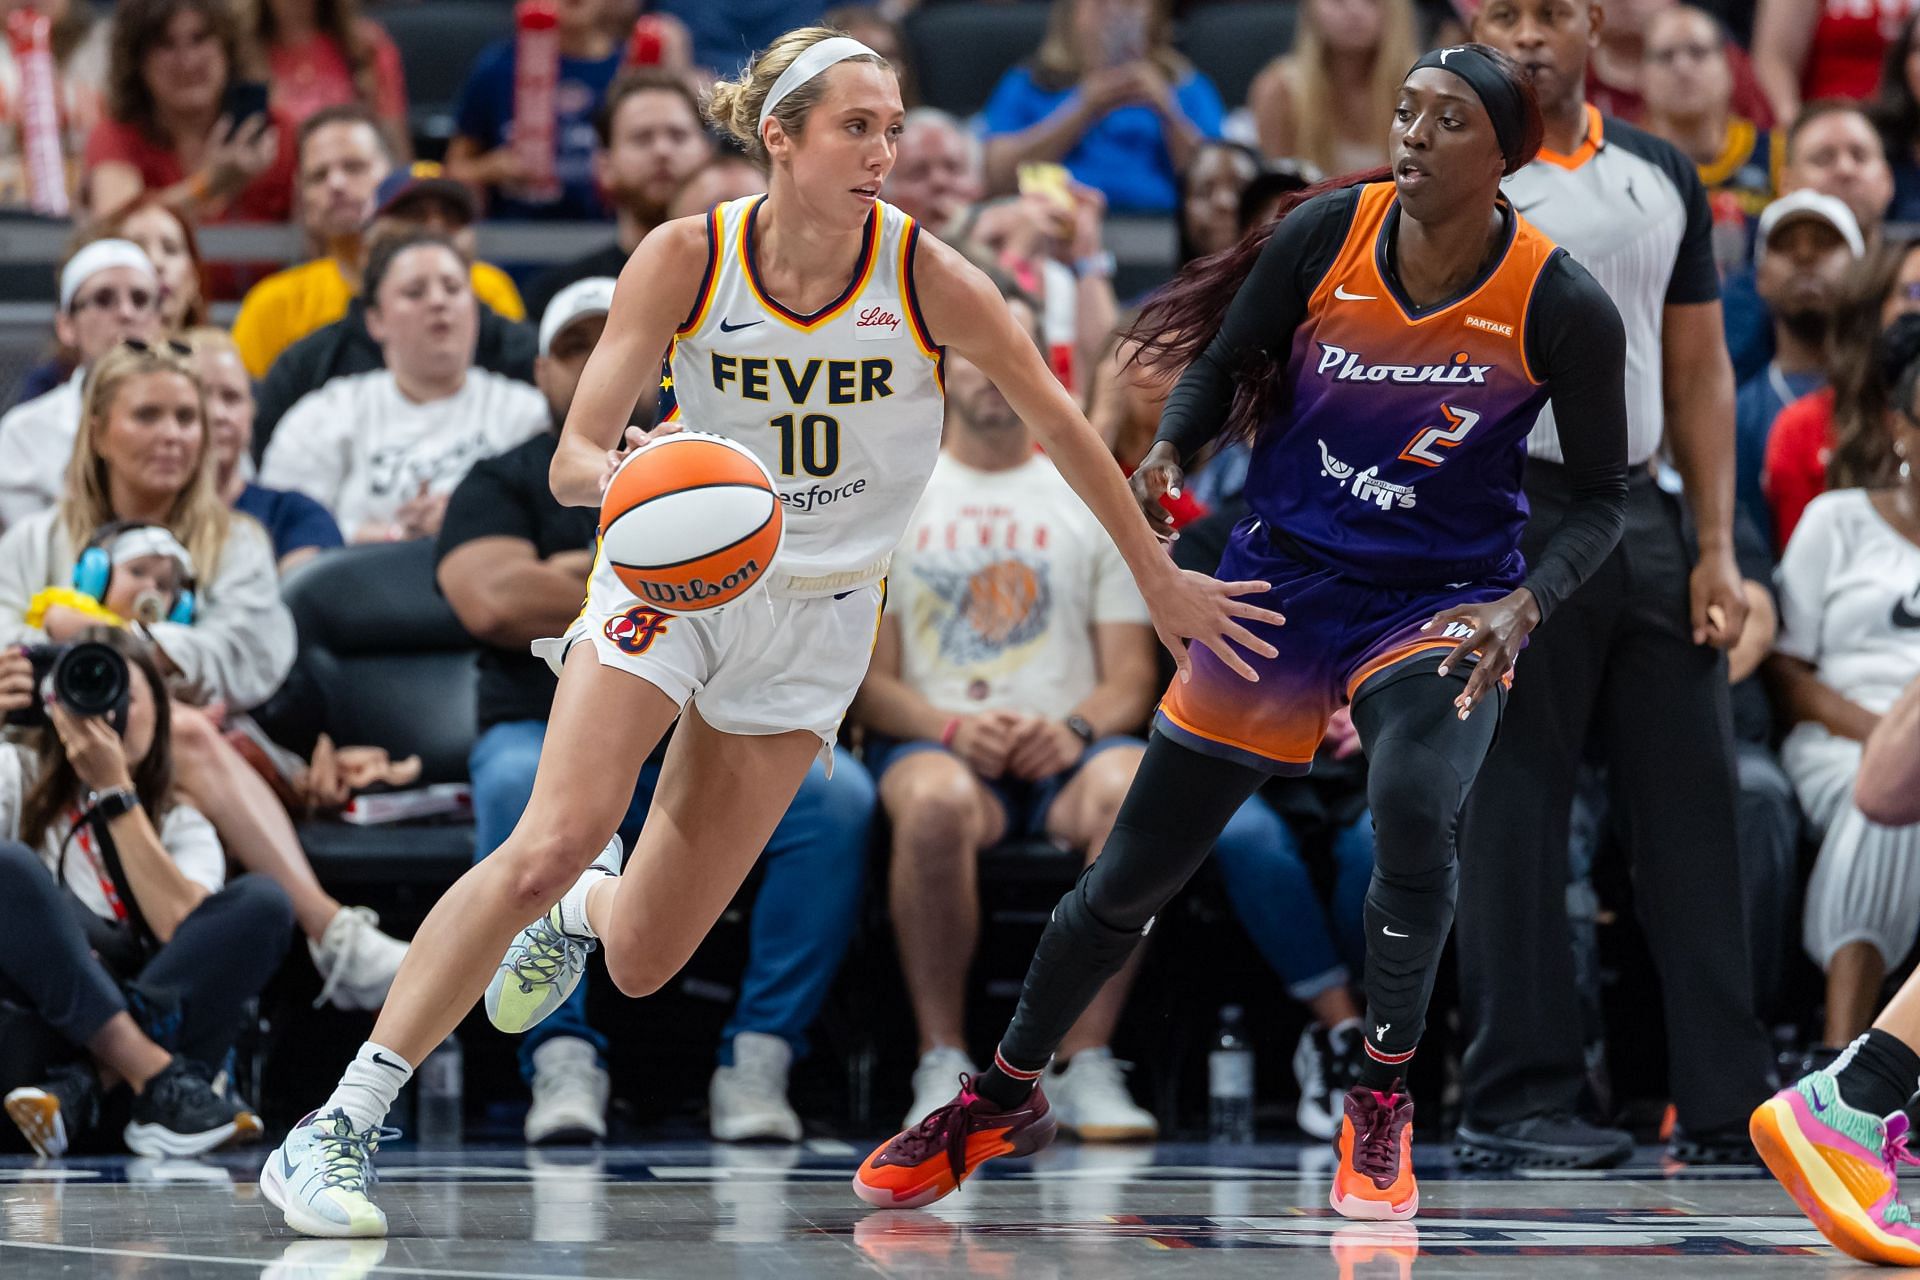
[1587,40,1776,128]
[1804,0,1919,101]
[1762,386,1836,553]
[266,21,407,131]
[80,111,296,224]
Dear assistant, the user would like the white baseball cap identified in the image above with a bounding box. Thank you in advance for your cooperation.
[1758,190,1865,260]
[539,277,617,357]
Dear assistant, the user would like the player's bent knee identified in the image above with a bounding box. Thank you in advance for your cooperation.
[498,833,605,913]
[603,946,678,999]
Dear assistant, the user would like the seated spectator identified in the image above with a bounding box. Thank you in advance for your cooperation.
[185,327,341,574]
[1246,0,1416,175]
[0,339,407,1010]
[234,115,525,381]
[853,292,1278,1139]
[1726,101,1894,381]
[1767,279,1920,548]
[0,0,107,211]
[1642,6,1780,272]
[980,0,1223,213]
[0,240,162,528]
[252,173,539,455]
[444,0,623,221]
[1753,0,1906,122]
[883,108,984,240]
[437,279,873,1144]
[1769,384,1920,1048]
[1871,13,1920,221]
[1178,140,1261,265]
[242,0,407,143]
[82,0,295,224]
[1736,192,1862,543]
[522,69,714,324]
[262,232,548,542]
[822,6,917,108]
[0,629,287,1158]
[665,153,767,220]
[1589,0,1774,126]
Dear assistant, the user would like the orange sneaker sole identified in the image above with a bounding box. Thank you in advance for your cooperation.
[1750,1096,1920,1267]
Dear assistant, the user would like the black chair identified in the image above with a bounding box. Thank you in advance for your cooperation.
[905,3,1052,117]
[1177,2,1298,110]
[368,2,511,156]
[256,540,481,885]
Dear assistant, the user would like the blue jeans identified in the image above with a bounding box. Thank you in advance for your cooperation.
[1210,794,1373,1002]
[469,721,875,1079]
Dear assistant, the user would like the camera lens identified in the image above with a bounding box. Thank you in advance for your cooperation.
[52,642,130,719]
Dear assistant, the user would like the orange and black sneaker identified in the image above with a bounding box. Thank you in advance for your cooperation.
[853,1075,1057,1209]
[1331,1083,1418,1221]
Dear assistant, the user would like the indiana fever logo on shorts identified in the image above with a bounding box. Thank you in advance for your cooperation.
[604,606,671,655]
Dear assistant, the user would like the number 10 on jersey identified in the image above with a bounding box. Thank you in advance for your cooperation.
[771,413,840,478]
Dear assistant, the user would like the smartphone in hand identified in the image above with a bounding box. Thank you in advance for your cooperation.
[221,79,270,125]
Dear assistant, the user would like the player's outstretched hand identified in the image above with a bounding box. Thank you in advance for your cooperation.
[1151,568,1282,684]
[1129,441,1184,542]
[1423,588,1542,720]
[597,422,685,496]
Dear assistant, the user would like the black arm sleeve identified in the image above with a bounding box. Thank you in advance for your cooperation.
[1152,187,1359,466]
[1517,251,1630,620]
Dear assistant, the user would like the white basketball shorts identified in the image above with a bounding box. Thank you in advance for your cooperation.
[532,555,885,754]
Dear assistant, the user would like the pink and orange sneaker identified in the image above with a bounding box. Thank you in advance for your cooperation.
[853,1076,1058,1210]
[1331,1083,1418,1221]
[1750,1067,1920,1266]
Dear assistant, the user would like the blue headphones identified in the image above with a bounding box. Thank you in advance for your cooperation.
[72,521,196,625]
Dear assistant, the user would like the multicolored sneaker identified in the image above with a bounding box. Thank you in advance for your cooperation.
[1750,1068,1920,1265]
[259,1109,395,1238]
[1331,1083,1418,1221]
[853,1075,1057,1209]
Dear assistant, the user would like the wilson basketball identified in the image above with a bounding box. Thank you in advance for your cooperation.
[599,432,783,614]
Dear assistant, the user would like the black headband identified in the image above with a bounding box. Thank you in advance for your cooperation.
[1406,45,1528,172]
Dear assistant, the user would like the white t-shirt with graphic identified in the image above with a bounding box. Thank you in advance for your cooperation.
[887,453,1150,721]
[260,368,547,535]
[1775,488,1920,713]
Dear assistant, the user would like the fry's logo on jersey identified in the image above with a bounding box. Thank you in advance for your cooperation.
[1315,343,1493,385]
[710,354,895,403]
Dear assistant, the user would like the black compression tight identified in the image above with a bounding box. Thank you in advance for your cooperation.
[979,659,1499,1107]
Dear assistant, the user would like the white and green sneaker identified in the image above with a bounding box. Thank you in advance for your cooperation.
[259,1109,394,1238]
[485,838,620,1035]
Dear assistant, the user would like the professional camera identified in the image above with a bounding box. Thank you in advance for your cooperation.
[3,641,131,729]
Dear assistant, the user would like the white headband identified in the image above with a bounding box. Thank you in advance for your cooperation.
[60,239,157,313]
[757,36,881,134]
[106,524,193,575]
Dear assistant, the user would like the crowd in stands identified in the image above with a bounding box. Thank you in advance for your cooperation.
[0,0,1916,1161]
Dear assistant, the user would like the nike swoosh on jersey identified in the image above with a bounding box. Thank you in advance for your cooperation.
[1333,285,1376,301]
[718,318,764,332]
[1894,596,1920,629]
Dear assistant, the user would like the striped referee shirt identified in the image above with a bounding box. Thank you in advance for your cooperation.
[1502,105,1720,467]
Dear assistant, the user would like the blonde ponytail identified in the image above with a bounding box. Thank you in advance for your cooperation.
[703,25,891,165]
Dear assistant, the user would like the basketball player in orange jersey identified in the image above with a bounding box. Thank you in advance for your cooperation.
[856,43,1632,1222]
[258,26,1278,1238]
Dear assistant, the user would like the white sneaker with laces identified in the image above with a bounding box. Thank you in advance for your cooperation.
[1047,1047,1158,1142]
[308,908,408,1012]
[710,1031,803,1142]
[1293,1019,1360,1141]
[486,839,620,1035]
[904,1045,977,1130]
[524,1037,608,1145]
[259,1109,393,1238]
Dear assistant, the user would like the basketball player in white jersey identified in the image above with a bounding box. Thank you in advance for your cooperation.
[258,26,1278,1237]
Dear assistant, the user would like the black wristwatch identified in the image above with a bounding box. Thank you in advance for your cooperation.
[1065,714,1097,746]
[89,787,140,821]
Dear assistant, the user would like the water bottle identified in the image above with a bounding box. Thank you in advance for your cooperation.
[1209,1005,1254,1144]
[417,1033,463,1147]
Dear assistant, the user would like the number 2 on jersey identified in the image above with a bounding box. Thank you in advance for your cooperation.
[771,413,840,478]
[1399,404,1480,468]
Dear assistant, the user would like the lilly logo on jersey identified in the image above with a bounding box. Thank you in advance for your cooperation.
[1315,342,1494,385]
[855,305,902,339]
[634,559,764,610]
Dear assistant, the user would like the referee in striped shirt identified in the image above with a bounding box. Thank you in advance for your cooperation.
[1457,0,1775,1167]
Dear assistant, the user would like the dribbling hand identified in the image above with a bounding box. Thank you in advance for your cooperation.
[1422,588,1542,720]
[1130,441,1184,542]
[598,422,685,497]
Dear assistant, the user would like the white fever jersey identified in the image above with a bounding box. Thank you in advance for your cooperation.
[660,194,946,596]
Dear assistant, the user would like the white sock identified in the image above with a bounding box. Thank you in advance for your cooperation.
[556,837,623,940]
[320,1042,414,1132]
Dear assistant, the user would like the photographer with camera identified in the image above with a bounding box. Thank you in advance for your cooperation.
[0,628,289,1158]
[0,339,407,1010]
